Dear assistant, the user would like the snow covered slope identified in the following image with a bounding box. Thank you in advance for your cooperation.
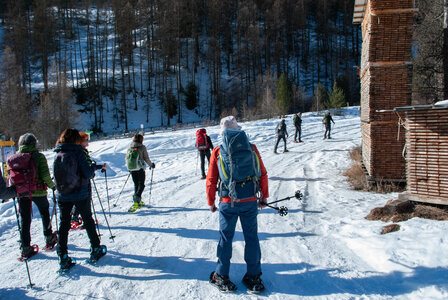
[1,107,447,299]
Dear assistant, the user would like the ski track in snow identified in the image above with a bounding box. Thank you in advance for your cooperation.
[1,107,448,299]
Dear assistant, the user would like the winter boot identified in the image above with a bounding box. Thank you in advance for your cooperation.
[44,232,58,250]
[242,272,265,293]
[21,245,38,260]
[89,245,107,262]
[209,272,237,293]
[59,253,76,271]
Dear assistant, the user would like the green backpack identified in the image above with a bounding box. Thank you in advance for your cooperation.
[126,146,142,171]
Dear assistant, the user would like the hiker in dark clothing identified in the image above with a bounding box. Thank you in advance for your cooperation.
[274,119,289,154]
[53,128,106,269]
[196,129,214,179]
[0,174,16,200]
[293,113,303,142]
[16,133,57,258]
[323,112,335,139]
[71,132,107,228]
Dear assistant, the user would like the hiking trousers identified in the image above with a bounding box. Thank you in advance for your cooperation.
[131,169,146,199]
[57,197,100,257]
[274,135,287,152]
[215,200,261,277]
[199,149,211,177]
[18,195,53,249]
[294,126,302,142]
[324,125,332,139]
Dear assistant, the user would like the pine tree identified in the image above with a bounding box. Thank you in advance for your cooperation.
[275,73,291,115]
[326,80,346,109]
[184,81,199,110]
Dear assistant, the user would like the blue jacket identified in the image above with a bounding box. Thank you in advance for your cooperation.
[53,143,95,202]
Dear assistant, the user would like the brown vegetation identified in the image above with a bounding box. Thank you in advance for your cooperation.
[344,146,405,193]
[366,199,448,234]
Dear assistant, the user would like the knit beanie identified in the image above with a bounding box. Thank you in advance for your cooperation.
[18,133,37,147]
[220,116,241,134]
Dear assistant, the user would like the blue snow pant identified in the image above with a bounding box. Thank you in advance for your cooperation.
[215,200,261,277]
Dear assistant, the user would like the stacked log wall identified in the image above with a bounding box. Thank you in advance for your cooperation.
[359,0,414,181]
[404,109,448,204]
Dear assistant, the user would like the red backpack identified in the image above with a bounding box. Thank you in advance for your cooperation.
[7,153,37,198]
[195,129,208,151]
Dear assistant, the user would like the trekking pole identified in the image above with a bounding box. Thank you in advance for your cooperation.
[103,169,111,218]
[12,197,35,288]
[148,168,154,204]
[113,173,130,208]
[195,151,198,176]
[267,190,303,206]
[51,189,58,230]
[92,179,116,241]
[90,192,102,239]
[266,204,288,216]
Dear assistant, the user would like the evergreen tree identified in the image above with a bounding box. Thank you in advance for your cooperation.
[275,73,291,115]
[184,81,199,110]
[326,80,346,109]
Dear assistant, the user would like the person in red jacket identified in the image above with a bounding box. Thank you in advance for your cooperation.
[206,116,269,293]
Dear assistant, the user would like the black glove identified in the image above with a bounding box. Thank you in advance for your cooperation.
[151,162,156,169]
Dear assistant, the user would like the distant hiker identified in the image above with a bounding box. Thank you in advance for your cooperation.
[125,134,155,212]
[206,116,269,293]
[292,112,303,143]
[0,174,15,200]
[71,132,107,229]
[7,133,57,259]
[274,119,289,153]
[322,112,335,139]
[195,128,214,179]
[53,128,106,271]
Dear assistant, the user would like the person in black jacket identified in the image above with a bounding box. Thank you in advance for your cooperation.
[293,113,303,143]
[274,119,288,154]
[53,128,106,270]
[323,112,335,139]
[196,129,214,179]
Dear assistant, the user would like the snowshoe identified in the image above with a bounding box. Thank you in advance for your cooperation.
[86,245,107,264]
[70,220,82,230]
[242,273,265,294]
[209,272,237,293]
[200,176,206,180]
[18,244,39,261]
[58,254,76,273]
[43,232,58,251]
[284,149,289,153]
[128,201,146,213]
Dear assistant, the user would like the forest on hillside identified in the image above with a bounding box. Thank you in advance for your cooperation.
[0,0,445,148]
[0,0,361,145]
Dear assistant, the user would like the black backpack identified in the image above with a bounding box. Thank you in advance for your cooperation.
[54,151,82,194]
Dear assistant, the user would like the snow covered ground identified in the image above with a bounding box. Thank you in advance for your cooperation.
[1,107,447,299]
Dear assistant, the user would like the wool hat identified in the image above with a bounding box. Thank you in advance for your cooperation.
[18,133,37,147]
[220,116,241,134]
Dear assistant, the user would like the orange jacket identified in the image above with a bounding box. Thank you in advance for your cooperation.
[206,144,269,206]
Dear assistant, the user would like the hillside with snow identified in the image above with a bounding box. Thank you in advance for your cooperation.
[0,107,447,299]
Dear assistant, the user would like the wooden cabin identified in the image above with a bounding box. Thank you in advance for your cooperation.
[353,0,416,183]
[395,104,448,205]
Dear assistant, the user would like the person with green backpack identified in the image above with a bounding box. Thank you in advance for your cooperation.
[125,134,155,212]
